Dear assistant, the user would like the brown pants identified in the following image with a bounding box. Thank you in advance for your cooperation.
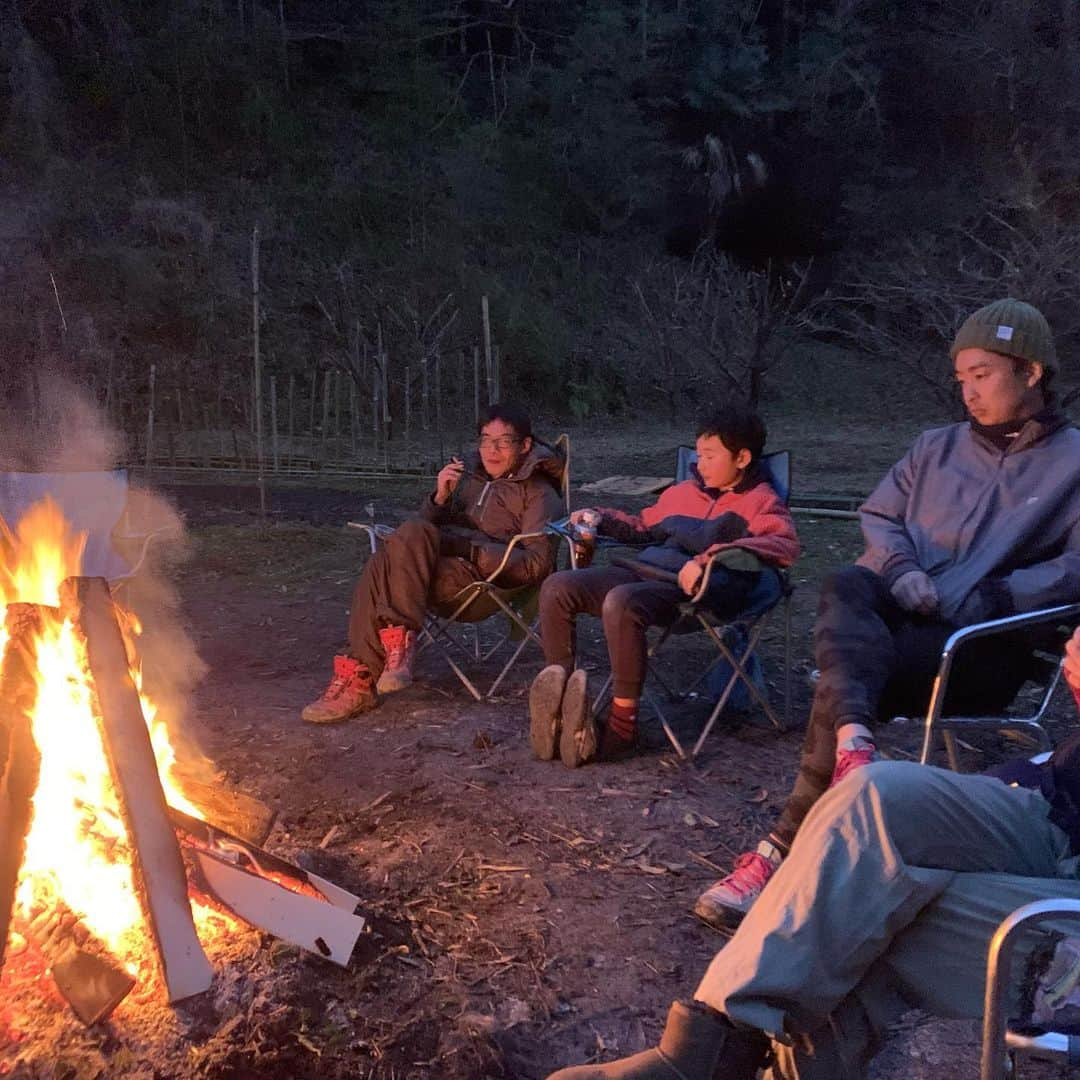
[347,518,480,679]
[539,564,758,699]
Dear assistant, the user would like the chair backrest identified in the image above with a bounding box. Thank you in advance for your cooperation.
[676,446,791,504]
[551,433,572,515]
[0,470,133,581]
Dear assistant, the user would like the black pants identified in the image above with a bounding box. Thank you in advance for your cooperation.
[347,518,480,679]
[770,565,1030,851]
[539,564,757,699]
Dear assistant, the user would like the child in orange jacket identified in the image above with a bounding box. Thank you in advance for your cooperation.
[531,402,799,765]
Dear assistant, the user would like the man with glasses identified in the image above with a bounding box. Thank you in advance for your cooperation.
[302,402,565,723]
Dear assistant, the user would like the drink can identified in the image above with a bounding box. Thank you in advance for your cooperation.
[573,510,600,569]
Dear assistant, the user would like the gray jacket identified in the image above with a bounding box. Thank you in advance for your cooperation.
[856,414,1080,624]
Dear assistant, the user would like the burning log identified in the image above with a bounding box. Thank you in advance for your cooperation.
[22,900,135,1025]
[60,577,213,1003]
[168,771,276,847]
[0,604,45,972]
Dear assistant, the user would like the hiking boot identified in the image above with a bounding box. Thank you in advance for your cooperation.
[376,625,417,694]
[529,664,569,760]
[546,1000,769,1079]
[559,670,597,768]
[302,655,378,724]
[830,738,878,788]
[693,842,782,931]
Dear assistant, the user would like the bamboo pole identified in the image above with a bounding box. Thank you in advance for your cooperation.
[349,376,358,457]
[252,224,266,516]
[435,347,444,463]
[287,373,296,466]
[201,404,212,467]
[270,375,279,471]
[381,348,390,470]
[422,356,429,431]
[321,371,331,463]
[404,364,411,459]
[473,344,480,423]
[145,364,156,474]
[481,295,494,403]
[334,369,342,442]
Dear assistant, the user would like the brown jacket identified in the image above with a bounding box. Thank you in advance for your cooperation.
[419,442,565,587]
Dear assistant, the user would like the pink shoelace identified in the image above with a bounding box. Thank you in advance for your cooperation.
[718,852,775,899]
[831,745,876,787]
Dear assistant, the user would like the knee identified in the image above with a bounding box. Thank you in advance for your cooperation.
[819,565,877,609]
[394,518,438,544]
[601,584,636,624]
[835,759,926,809]
[540,570,578,613]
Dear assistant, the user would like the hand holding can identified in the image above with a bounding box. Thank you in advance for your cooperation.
[573,510,600,569]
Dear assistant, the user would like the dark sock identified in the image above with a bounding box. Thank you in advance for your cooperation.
[608,701,638,741]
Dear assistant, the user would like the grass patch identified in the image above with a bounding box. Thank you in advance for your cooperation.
[185,523,363,585]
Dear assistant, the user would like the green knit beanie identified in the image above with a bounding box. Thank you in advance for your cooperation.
[949,298,1058,373]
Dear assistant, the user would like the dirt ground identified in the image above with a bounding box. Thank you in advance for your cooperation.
[3,429,1076,1079]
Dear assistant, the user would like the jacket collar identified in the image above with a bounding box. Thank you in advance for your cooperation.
[968,408,1071,455]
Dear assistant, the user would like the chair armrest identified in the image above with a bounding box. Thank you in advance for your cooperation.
[482,532,550,584]
[346,521,395,554]
[981,898,1080,1080]
[919,603,1080,764]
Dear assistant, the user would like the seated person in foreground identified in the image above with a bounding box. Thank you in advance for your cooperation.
[546,628,1080,1080]
[696,298,1080,931]
[302,402,564,723]
[528,403,800,765]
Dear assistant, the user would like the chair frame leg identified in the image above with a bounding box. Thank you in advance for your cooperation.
[420,586,544,701]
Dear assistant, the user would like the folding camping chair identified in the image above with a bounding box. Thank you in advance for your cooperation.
[0,469,173,589]
[981,897,1080,1079]
[590,448,794,760]
[918,602,1080,770]
[348,435,571,701]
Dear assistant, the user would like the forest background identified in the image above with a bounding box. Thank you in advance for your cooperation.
[2,0,1079,466]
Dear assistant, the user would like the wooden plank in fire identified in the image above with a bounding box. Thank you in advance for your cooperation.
[193,852,365,967]
[0,604,45,973]
[61,577,213,1003]
[169,805,363,912]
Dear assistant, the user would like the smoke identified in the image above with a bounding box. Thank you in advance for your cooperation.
[0,372,216,781]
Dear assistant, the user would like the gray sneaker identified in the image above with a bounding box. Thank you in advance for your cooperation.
[529,664,568,760]
[693,841,782,931]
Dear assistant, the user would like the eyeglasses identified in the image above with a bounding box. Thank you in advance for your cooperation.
[478,436,521,450]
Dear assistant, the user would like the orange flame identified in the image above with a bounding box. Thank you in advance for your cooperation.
[4,498,225,973]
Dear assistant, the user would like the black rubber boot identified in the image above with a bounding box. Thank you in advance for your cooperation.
[546,1000,769,1079]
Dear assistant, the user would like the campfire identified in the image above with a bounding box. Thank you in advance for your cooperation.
[0,498,365,1028]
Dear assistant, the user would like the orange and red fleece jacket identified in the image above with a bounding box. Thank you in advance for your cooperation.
[595,465,800,571]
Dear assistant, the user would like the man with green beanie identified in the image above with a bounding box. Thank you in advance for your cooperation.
[696,298,1080,932]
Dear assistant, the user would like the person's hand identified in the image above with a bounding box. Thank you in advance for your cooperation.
[568,508,594,526]
[678,559,704,597]
[1065,626,1080,693]
[890,570,939,615]
[435,457,465,505]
